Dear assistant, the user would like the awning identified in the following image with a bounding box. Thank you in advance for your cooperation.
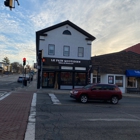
[126,70,140,77]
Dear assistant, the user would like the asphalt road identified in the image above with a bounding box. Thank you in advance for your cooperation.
[0,74,23,93]
[36,92,140,140]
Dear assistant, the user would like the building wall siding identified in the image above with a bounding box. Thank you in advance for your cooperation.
[39,25,91,60]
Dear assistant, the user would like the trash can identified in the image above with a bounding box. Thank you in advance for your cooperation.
[23,79,27,86]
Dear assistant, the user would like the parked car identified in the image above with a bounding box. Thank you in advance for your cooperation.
[70,83,122,104]
[17,75,30,83]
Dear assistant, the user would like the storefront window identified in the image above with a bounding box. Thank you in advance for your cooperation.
[108,75,114,84]
[42,72,54,87]
[127,77,136,87]
[115,76,123,87]
[42,72,48,87]
[61,72,72,85]
[75,73,86,85]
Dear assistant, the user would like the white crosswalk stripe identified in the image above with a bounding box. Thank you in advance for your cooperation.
[0,92,11,100]
[49,93,61,104]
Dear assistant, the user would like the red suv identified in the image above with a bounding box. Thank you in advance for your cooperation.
[70,84,122,104]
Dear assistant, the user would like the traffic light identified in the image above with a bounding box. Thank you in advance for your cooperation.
[38,51,42,60]
[4,0,9,6]
[42,58,45,62]
[4,0,13,9]
[23,58,26,66]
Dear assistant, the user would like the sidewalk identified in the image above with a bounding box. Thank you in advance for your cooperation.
[0,79,37,140]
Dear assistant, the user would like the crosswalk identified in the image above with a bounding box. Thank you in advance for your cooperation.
[0,92,61,103]
[49,93,61,105]
[0,92,61,105]
[0,92,11,100]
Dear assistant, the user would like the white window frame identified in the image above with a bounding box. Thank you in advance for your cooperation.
[61,66,73,70]
[48,44,55,55]
[78,47,84,57]
[75,67,86,70]
[63,46,70,56]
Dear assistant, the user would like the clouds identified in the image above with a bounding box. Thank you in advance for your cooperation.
[0,0,140,64]
[90,0,140,55]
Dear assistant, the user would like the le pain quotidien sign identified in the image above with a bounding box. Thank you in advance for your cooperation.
[44,58,90,66]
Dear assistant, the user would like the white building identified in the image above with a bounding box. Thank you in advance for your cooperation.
[36,20,96,89]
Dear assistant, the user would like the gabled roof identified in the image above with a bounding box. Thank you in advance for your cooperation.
[91,51,140,74]
[36,20,96,41]
[122,43,140,54]
[36,20,96,56]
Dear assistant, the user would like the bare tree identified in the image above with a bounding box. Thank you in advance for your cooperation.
[2,57,10,64]
[11,62,22,73]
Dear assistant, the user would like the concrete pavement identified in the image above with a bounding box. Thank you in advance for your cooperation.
[0,91,34,140]
[0,77,140,140]
[0,78,37,140]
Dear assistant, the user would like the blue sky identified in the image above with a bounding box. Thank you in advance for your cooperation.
[0,0,140,65]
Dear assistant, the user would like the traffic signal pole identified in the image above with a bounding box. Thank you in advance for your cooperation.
[37,50,43,89]
[22,65,24,87]
[40,59,42,89]
[22,58,26,87]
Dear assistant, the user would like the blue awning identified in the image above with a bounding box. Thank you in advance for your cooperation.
[126,70,140,77]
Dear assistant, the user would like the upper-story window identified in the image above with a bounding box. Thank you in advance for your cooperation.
[48,44,55,55]
[78,47,84,57]
[63,46,70,56]
[63,30,71,35]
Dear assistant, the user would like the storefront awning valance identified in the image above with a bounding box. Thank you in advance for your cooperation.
[126,70,140,77]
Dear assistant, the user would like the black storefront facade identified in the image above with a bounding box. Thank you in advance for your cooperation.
[38,57,91,89]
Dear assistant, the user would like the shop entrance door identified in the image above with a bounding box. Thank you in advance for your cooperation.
[42,72,55,88]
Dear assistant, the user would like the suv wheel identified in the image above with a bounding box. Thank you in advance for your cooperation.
[80,95,88,103]
[111,96,118,104]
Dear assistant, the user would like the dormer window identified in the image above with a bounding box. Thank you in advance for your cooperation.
[63,30,71,35]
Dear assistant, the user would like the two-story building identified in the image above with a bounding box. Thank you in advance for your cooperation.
[36,20,96,89]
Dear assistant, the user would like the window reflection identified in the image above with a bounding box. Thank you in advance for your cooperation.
[127,77,136,87]
[75,73,86,85]
[61,72,72,85]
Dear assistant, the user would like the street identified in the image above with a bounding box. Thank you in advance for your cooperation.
[36,93,140,140]
[0,78,140,140]
[0,74,28,93]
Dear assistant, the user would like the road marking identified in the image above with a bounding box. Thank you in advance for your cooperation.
[84,118,140,122]
[49,93,61,104]
[0,92,11,101]
[24,93,36,140]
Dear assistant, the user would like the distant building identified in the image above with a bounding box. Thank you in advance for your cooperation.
[0,62,7,74]
[91,48,140,93]
[123,43,140,54]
